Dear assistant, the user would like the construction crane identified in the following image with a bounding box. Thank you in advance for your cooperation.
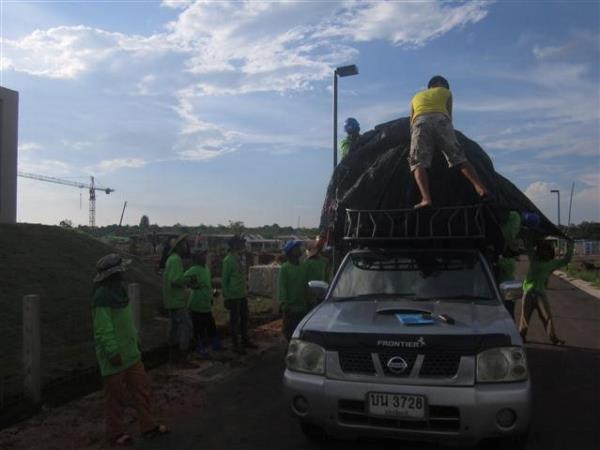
[18,171,115,228]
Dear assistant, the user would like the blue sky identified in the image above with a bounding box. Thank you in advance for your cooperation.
[1,0,598,227]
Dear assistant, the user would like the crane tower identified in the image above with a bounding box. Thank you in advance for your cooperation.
[18,172,115,227]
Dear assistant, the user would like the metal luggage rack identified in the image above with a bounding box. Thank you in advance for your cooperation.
[343,205,486,242]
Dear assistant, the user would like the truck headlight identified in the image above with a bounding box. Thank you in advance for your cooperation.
[286,339,326,375]
[477,347,528,382]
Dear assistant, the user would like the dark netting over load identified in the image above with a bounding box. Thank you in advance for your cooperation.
[320,117,564,250]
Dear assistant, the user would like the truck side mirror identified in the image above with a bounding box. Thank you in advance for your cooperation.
[308,280,329,300]
[499,281,523,302]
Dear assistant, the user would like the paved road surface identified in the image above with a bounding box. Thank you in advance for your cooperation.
[139,274,600,450]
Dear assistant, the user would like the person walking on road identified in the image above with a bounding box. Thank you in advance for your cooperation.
[184,249,223,357]
[340,117,361,160]
[409,75,490,209]
[92,254,169,446]
[519,239,574,345]
[222,235,257,354]
[162,234,195,365]
[279,241,311,341]
[497,210,523,318]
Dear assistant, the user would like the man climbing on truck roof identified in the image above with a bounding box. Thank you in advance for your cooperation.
[409,75,490,209]
[340,117,360,160]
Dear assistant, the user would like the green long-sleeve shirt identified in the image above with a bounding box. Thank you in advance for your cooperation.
[524,243,573,294]
[163,253,187,309]
[184,265,213,313]
[304,256,329,283]
[222,253,247,300]
[93,285,140,377]
[279,261,310,313]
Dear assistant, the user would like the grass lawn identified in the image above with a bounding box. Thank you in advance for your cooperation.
[566,261,600,288]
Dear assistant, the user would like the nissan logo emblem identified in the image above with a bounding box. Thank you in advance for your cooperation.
[387,356,409,374]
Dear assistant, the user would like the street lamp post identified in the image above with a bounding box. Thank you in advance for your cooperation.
[333,64,358,170]
[550,189,561,227]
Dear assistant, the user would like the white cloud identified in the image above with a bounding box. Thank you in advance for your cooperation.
[18,142,42,153]
[161,0,194,9]
[316,1,489,46]
[91,158,148,174]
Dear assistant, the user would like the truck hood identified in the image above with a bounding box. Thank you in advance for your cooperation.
[300,299,519,349]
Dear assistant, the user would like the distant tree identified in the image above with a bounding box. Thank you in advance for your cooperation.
[59,219,73,228]
[139,215,150,229]
[229,220,245,235]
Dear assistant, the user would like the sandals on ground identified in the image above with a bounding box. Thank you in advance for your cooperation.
[111,434,133,447]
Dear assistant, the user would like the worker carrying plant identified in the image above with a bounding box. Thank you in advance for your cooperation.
[519,239,574,345]
[409,75,490,209]
[340,117,361,160]
[279,240,311,341]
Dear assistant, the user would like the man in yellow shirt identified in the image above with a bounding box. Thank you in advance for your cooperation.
[410,76,489,208]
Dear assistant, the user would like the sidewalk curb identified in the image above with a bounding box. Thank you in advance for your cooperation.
[555,270,600,300]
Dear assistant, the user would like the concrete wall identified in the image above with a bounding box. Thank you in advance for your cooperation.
[0,87,19,224]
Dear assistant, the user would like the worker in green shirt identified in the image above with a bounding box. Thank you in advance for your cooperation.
[92,254,169,446]
[340,117,360,160]
[222,235,257,354]
[184,249,222,357]
[497,210,522,318]
[519,239,574,345]
[304,238,330,306]
[279,240,311,341]
[161,234,194,364]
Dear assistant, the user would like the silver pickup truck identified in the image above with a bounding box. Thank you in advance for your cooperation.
[283,248,530,449]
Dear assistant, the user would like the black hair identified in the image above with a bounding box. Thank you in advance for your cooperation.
[428,75,450,89]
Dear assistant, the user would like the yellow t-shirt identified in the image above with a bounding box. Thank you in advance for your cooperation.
[411,87,451,122]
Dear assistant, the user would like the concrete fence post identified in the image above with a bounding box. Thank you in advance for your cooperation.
[22,294,41,404]
[253,254,259,267]
[128,283,141,340]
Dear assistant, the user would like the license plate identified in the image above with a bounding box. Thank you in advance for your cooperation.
[367,393,427,419]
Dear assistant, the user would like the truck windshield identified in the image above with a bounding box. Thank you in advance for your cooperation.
[331,251,495,302]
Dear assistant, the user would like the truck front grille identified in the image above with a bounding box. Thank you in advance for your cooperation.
[338,351,376,375]
[338,400,460,432]
[337,350,462,378]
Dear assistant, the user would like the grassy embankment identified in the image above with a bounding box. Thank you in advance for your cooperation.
[566,260,600,288]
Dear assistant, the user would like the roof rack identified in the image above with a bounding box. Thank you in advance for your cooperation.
[343,205,486,242]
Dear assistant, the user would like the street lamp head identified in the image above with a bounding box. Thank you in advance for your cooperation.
[550,189,560,194]
[335,64,359,77]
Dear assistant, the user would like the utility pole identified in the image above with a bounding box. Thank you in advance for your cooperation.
[119,201,128,227]
[550,189,561,227]
[568,182,575,227]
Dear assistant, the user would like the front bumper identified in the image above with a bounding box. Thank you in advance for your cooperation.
[284,370,531,445]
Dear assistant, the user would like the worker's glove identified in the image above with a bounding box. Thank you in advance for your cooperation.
[213,289,219,298]
[109,354,123,367]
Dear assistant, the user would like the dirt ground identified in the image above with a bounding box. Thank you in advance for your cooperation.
[0,320,285,450]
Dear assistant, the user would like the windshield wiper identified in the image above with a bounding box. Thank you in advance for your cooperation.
[415,294,493,301]
[333,293,416,302]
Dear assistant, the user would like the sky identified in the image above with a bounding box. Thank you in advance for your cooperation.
[1,0,598,228]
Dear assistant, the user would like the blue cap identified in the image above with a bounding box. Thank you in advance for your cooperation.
[521,211,540,229]
[344,117,360,134]
[283,240,302,254]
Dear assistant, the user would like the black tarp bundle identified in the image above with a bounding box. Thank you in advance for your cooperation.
[320,117,564,251]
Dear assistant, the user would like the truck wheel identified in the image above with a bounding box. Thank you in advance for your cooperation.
[300,422,327,442]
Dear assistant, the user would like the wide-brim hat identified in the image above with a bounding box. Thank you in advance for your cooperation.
[168,234,189,255]
[94,253,131,283]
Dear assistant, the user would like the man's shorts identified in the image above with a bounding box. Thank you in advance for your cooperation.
[409,112,467,171]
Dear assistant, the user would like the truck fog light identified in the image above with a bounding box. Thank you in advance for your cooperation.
[293,395,309,415]
[496,408,517,428]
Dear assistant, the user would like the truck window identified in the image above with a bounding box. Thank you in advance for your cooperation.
[332,252,495,302]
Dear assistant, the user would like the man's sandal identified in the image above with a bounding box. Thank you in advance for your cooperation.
[142,424,170,440]
[110,434,133,447]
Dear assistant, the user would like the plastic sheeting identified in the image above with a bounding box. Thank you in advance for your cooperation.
[320,117,564,250]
